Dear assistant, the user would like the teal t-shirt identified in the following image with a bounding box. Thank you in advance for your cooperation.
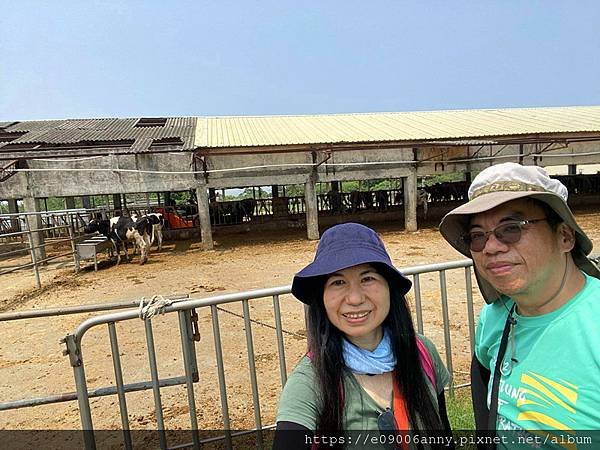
[276,334,450,432]
[475,274,600,448]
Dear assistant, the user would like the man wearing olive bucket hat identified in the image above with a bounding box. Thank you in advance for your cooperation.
[439,162,600,446]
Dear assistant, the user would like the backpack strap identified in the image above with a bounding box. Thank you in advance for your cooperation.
[415,336,437,391]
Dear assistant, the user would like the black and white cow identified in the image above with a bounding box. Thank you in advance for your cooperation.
[131,212,164,251]
[146,212,164,251]
[85,216,151,265]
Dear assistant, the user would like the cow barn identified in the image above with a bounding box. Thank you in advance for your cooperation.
[2,106,600,447]
[2,106,600,253]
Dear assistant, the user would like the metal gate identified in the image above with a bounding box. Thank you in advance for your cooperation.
[60,259,476,450]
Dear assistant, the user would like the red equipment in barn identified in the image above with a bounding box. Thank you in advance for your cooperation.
[153,206,199,240]
[154,206,194,229]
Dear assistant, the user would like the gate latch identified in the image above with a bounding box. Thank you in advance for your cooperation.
[190,308,201,341]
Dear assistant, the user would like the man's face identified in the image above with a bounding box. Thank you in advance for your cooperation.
[469,199,570,301]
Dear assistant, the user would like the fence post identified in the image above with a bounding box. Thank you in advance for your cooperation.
[26,224,42,289]
[69,223,80,272]
[63,334,96,450]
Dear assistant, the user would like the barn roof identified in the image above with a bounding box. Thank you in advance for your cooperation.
[194,105,600,148]
[1,106,600,160]
[0,117,197,159]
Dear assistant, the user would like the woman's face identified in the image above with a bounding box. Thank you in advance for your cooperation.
[323,263,390,351]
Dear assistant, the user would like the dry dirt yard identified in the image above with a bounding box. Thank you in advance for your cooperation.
[1,210,599,447]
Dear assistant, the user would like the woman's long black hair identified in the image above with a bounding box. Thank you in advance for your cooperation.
[306,263,444,444]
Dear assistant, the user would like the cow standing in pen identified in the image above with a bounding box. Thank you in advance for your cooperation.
[108,216,151,264]
[146,212,165,251]
[131,212,164,251]
[85,216,151,265]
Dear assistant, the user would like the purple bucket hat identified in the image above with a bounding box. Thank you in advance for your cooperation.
[291,222,412,304]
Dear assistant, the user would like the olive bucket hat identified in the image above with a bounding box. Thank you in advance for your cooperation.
[439,162,600,303]
[291,222,412,304]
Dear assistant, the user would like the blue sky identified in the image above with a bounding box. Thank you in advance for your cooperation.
[2,1,600,120]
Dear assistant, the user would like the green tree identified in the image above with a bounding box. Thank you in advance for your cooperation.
[341,181,360,192]
[369,179,395,191]
[282,185,305,197]
[421,173,463,187]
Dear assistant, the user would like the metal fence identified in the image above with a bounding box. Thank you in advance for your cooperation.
[0,208,152,241]
[281,189,406,217]
[0,295,190,412]
[0,209,97,238]
[170,189,408,226]
[0,258,477,449]
[0,214,81,288]
[0,208,157,287]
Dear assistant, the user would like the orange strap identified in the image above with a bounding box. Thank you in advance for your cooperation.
[392,370,409,450]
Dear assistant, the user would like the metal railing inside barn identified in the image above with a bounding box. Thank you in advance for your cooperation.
[0,212,82,288]
[0,208,157,284]
[0,258,477,450]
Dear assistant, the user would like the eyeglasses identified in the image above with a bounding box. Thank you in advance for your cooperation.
[462,218,547,252]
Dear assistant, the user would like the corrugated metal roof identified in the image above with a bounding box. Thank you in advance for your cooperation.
[2,106,600,154]
[194,106,600,148]
[0,117,197,151]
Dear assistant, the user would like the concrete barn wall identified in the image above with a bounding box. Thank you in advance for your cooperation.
[1,141,599,201]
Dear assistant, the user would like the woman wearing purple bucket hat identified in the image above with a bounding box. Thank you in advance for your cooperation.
[273,223,453,449]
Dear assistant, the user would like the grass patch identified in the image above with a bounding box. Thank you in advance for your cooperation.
[446,387,475,430]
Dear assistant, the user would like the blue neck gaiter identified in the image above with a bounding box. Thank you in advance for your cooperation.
[342,327,396,375]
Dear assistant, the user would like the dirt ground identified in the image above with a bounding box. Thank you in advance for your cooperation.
[1,209,599,445]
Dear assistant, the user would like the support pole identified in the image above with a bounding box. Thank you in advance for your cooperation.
[26,225,41,289]
[330,181,341,213]
[404,168,417,232]
[23,197,47,262]
[68,223,80,272]
[195,185,213,250]
[64,197,76,210]
[81,196,92,209]
[7,198,18,214]
[208,188,217,202]
[8,199,19,232]
[305,172,319,240]
[519,143,524,165]
[112,194,122,215]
